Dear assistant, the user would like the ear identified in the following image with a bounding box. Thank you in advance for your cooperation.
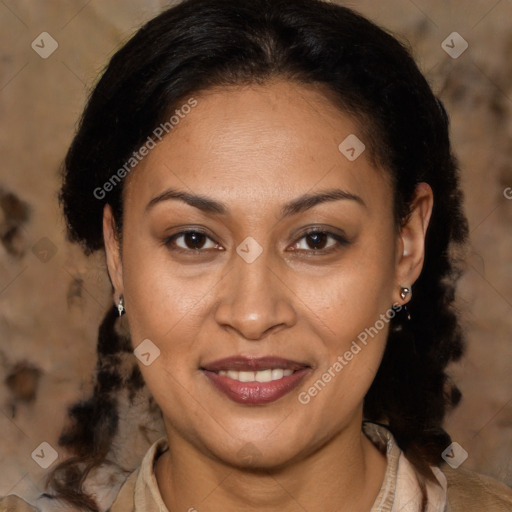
[393,182,433,304]
[103,204,124,298]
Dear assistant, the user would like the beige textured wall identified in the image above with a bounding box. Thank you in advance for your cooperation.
[0,0,511,500]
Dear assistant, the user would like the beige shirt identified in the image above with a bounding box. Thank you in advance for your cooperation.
[2,423,512,511]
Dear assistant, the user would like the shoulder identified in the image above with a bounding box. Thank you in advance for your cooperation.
[0,494,39,511]
[109,467,140,511]
[0,437,167,512]
[109,435,168,511]
[442,464,512,512]
[0,492,88,512]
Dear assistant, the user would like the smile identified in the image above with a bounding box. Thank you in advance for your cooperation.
[201,356,311,405]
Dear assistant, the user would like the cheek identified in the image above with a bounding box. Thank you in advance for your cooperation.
[296,288,392,432]
[296,235,396,401]
[120,235,214,340]
[305,238,396,339]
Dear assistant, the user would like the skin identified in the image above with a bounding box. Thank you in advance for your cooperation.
[103,79,433,512]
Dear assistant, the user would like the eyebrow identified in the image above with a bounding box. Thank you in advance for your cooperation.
[145,186,366,218]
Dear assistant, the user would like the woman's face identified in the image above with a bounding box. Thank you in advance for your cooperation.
[104,79,432,468]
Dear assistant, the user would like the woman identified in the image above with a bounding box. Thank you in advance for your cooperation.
[2,0,511,510]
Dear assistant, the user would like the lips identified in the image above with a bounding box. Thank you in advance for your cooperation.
[200,356,311,405]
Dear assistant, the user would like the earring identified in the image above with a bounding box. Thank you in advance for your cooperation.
[116,295,126,316]
[399,286,411,320]
[400,287,411,300]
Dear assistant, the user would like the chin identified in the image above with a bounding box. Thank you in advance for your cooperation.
[202,432,311,471]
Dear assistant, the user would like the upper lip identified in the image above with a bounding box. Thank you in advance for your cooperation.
[201,356,310,372]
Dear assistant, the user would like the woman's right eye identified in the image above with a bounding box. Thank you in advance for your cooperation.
[164,230,220,252]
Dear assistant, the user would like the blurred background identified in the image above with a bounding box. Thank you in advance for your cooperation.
[0,0,511,500]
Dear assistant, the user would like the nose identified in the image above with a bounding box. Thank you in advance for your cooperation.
[213,247,297,341]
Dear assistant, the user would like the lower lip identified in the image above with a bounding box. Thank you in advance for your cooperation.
[202,368,310,405]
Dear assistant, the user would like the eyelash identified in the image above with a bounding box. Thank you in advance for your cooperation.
[163,228,349,256]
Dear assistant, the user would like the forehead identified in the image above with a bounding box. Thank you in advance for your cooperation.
[124,79,392,215]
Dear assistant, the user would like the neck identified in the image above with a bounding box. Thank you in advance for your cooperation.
[155,421,387,512]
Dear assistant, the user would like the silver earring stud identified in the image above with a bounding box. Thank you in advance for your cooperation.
[400,287,411,301]
[117,295,125,316]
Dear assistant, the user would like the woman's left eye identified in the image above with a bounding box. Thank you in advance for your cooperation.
[290,230,348,253]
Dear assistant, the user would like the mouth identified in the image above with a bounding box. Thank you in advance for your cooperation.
[200,356,311,404]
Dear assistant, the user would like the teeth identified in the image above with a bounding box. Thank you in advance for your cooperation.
[272,369,284,380]
[255,369,272,382]
[217,368,294,382]
[238,371,254,382]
